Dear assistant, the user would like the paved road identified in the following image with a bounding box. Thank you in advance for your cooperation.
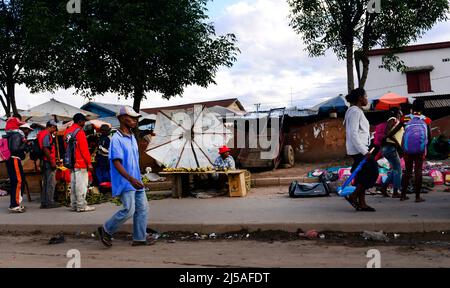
[1,187,450,233]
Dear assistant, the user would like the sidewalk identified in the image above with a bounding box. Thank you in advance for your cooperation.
[1,186,450,234]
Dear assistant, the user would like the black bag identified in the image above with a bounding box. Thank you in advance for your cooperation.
[29,139,43,161]
[63,128,81,169]
[289,173,331,198]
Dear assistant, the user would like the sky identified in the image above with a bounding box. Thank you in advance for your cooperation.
[5,0,450,114]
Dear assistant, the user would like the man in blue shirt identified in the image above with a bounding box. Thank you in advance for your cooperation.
[98,106,153,247]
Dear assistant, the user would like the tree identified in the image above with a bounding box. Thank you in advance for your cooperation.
[46,0,240,112]
[288,0,449,94]
[0,0,26,116]
[0,0,66,116]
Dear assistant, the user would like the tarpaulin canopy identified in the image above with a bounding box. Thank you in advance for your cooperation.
[312,95,349,114]
[146,106,233,168]
[21,98,98,121]
[374,92,409,111]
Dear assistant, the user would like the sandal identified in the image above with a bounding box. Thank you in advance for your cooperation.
[415,198,425,203]
[358,206,376,212]
[400,196,410,201]
[392,194,401,198]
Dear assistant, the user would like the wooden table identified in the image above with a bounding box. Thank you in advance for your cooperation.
[159,170,249,199]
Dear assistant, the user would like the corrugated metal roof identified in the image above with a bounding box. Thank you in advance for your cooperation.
[414,94,450,109]
[142,98,245,115]
[226,108,317,119]
[83,102,152,118]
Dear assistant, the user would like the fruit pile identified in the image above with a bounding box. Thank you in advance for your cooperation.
[162,167,215,172]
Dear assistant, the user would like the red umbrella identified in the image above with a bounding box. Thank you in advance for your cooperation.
[375,92,408,111]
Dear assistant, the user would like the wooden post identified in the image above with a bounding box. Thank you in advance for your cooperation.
[172,175,183,199]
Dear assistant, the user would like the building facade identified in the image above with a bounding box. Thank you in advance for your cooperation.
[364,41,450,100]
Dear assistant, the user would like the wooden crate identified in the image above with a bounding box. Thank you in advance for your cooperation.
[228,172,247,197]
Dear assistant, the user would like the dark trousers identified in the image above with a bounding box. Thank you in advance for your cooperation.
[402,153,424,196]
[6,158,25,208]
[41,161,56,206]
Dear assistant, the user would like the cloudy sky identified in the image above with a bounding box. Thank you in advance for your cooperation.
[7,0,450,114]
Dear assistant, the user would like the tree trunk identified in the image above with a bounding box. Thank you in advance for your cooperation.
[346,43,355,93]
[133,86,144,112]
[7,79,18,115]
[359,52,370,89]
[0,93,9,117]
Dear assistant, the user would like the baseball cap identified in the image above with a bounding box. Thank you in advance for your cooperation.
[219,145,231,154]
[19,123,34,131]
[73,113,87,123]
[117,106,141,118]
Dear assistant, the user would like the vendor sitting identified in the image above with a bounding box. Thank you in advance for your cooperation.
[213,145,235,170]
[211,146,235,190]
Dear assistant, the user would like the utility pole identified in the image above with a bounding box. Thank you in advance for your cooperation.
[254,103,261,113]
[290,87,293,108]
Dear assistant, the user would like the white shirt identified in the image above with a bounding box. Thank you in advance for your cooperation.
[344,106,370,156]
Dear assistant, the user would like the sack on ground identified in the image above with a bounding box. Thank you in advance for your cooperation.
[289,173,331,198]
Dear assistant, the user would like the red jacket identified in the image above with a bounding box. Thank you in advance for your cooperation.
[37,130,56,163]
[64,124,92,169]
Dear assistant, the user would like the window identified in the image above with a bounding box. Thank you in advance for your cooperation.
[406,71,432,94]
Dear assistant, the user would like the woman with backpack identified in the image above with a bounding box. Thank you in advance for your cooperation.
[400,99,431,203]
[344,88,379,212]
[379,107,404,198]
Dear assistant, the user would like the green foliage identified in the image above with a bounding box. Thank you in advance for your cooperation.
[41,0,240,110]
[288,0,449,87]
[0,0,239,114]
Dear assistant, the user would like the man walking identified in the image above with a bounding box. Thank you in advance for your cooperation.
[64,113,95,212]
[98,106,152,247]
[37,120,60,209]
[5,123,33,213]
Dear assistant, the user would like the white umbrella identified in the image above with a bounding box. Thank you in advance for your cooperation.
[21,98,98,121]
[146,106,233,168]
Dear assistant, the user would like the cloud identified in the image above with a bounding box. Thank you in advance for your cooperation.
[4,0,450,114]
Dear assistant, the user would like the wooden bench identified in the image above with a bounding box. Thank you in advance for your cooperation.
[159,169,250,199]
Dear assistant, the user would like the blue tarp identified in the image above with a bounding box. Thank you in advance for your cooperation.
[318,96,348,114]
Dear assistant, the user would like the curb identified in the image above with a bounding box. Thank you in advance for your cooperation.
[2,221,449,235]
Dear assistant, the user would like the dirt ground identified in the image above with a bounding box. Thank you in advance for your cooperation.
[1,233,449,268]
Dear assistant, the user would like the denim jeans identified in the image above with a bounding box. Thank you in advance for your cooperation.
[104,190,149,241]
[381,145,402,189]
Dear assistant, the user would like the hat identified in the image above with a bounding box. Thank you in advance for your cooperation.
[5,117,26,131]
[219,145,231,154]
[117,106,141,118]
[46,120,58,128]
[73,113,87,123]
[19,123,33,131]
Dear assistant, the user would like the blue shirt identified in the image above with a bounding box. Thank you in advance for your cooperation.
[109,130,142,196]
[213,155,235,169]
